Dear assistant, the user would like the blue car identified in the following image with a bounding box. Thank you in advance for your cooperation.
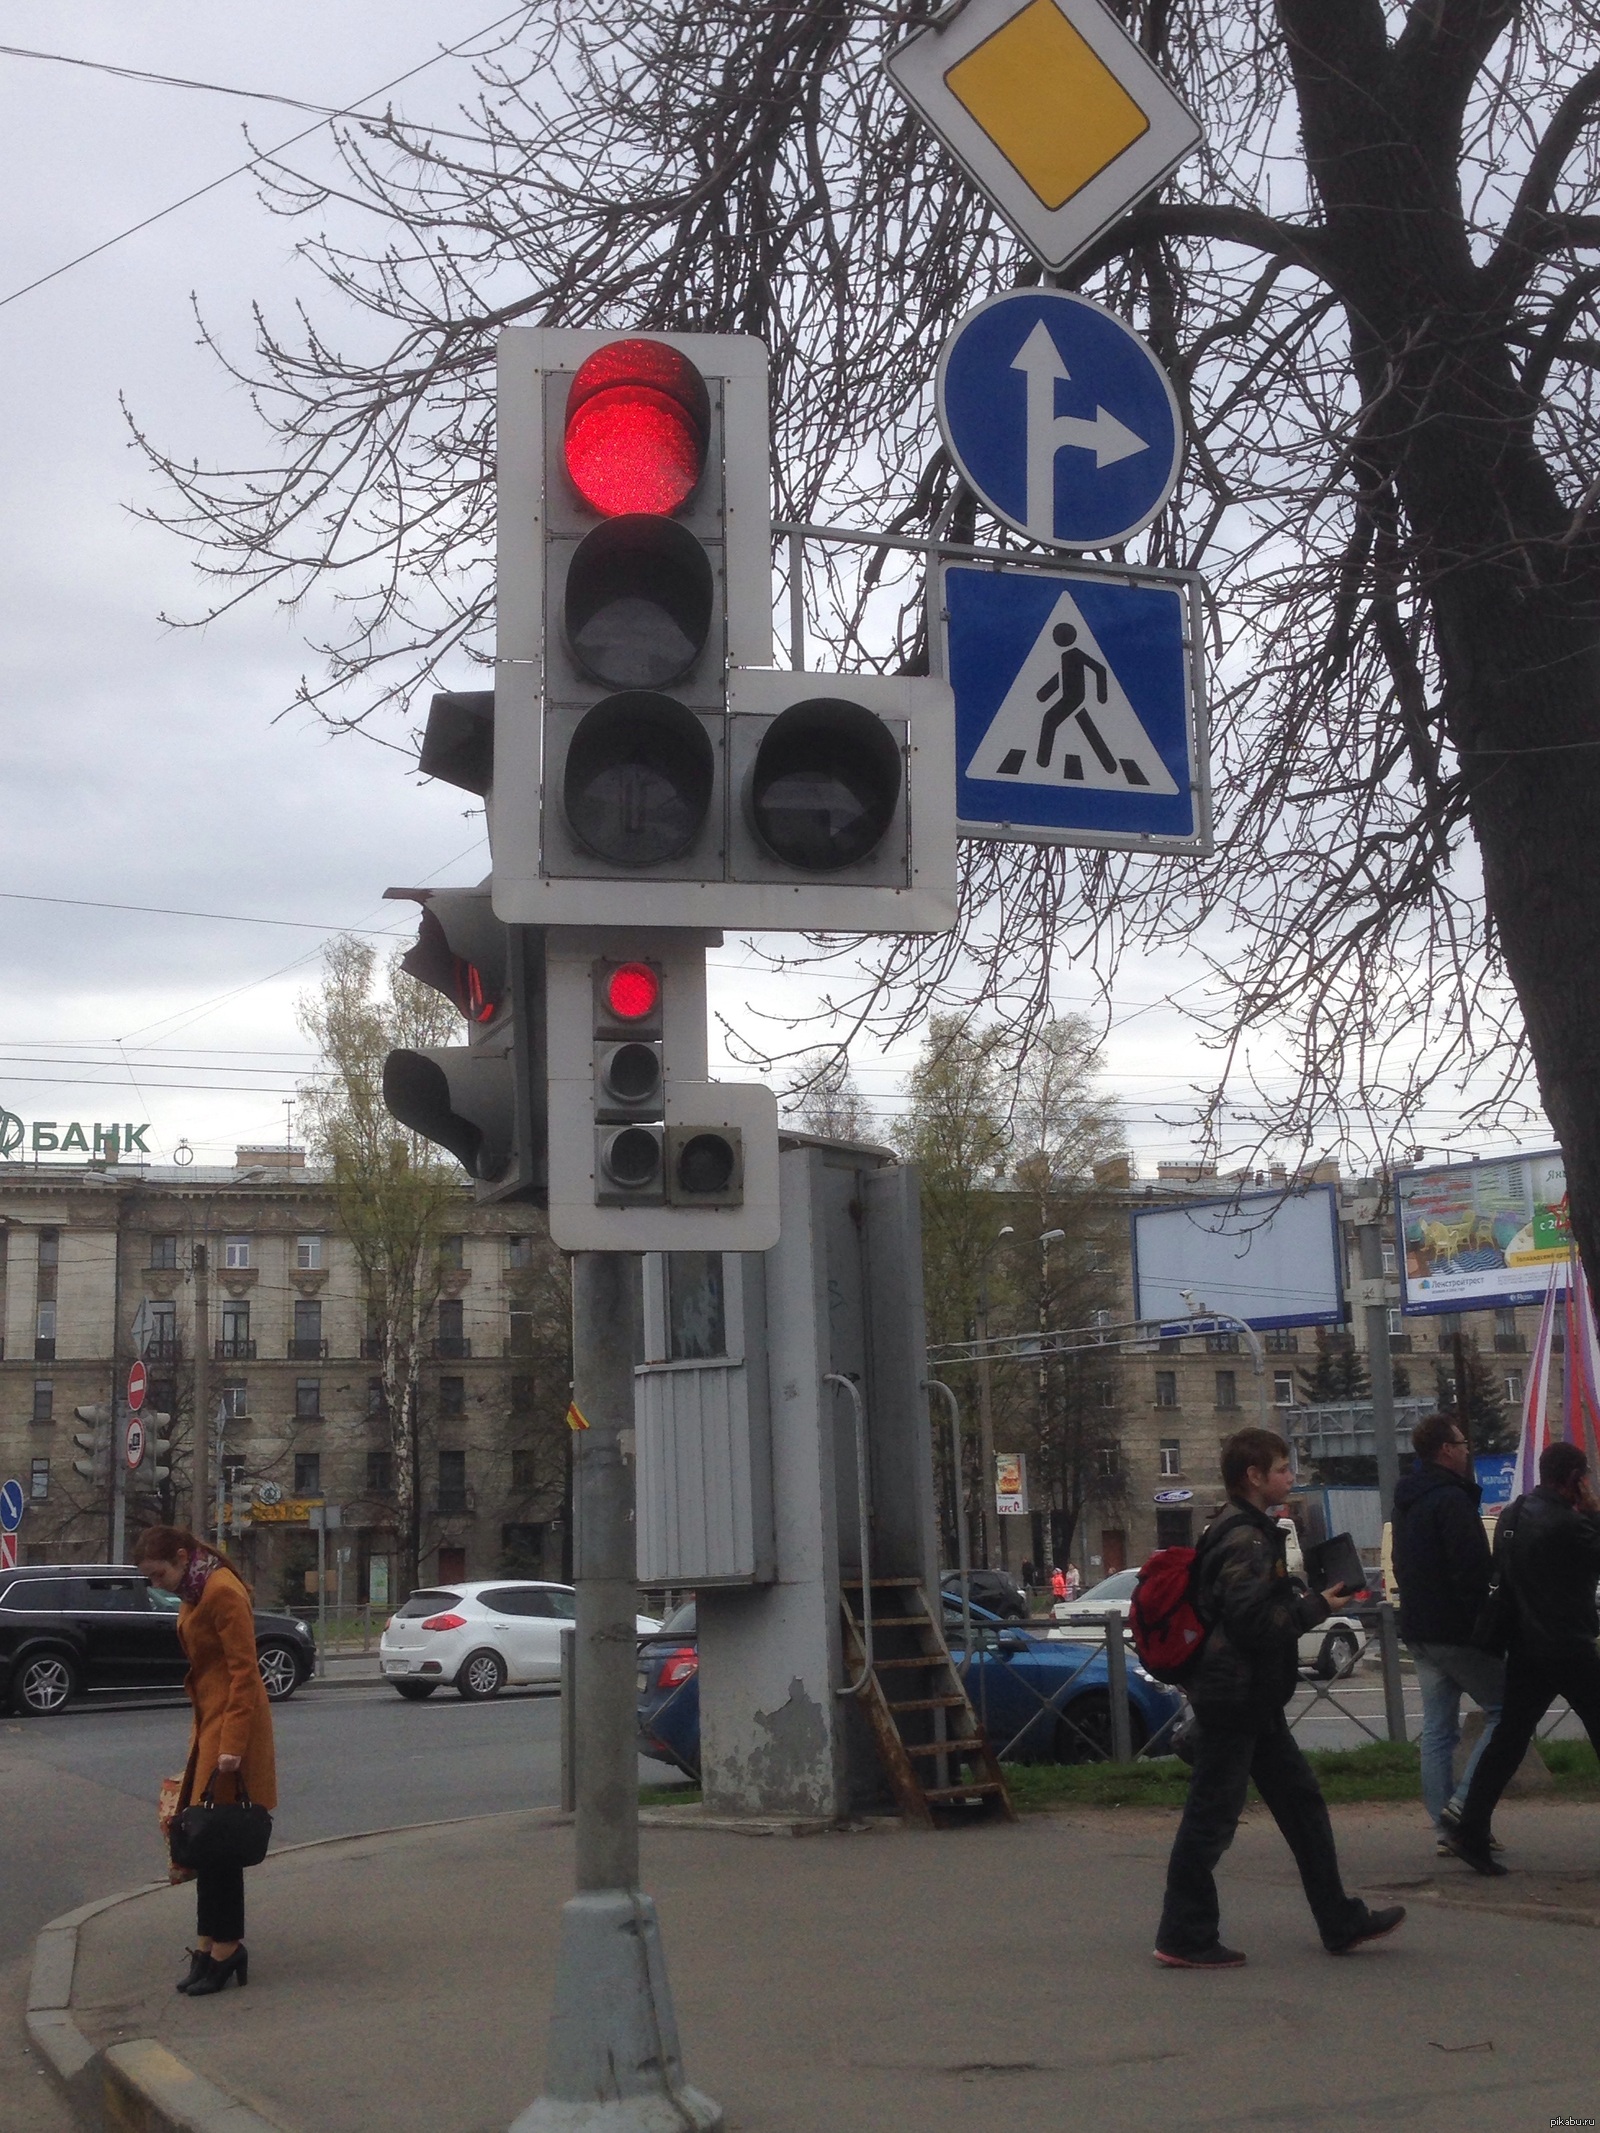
[637,1595,1184,1780]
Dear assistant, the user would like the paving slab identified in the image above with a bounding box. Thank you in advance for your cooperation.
[64,1798,1600,2133]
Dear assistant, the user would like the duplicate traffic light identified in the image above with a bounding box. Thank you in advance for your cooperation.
[142,1412,174,1486]
[379,884,547,1203]
[72,1405,111,1486]
[489,327,957,934]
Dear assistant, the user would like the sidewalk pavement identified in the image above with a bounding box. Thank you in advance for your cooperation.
[35,1796,1600,2133]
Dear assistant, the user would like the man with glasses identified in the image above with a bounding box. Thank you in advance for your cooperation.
[1392,1412,1503,1852]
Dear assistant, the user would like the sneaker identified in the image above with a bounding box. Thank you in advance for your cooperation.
[1153,1942,1247,1969]
[1439,1806,1504,1851]
[1325,1903,1407,1953]
[1437,1828,1509,1877]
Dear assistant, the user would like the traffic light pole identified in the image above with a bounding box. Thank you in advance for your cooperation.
[514,1250,721,2133]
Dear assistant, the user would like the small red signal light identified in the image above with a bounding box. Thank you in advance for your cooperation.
[564,339,710,518]
[605,962,661,1021]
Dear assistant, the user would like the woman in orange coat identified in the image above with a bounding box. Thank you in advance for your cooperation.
[135,1526,277,1997]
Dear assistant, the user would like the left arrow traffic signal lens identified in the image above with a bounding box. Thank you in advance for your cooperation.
[748,698,903,871]
[563,339,711,518]
[564,694,715,866]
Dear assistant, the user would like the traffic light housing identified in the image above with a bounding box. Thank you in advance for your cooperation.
[72,1405,111,1485]
[380,884,547,1203]
[142,1411,173,1485]
[545,927,778,1251]
[490,327,957,934]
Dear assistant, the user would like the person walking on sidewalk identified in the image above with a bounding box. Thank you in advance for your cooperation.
[1154,1427,1406,1969]
[1441,1441,1600,1876]
[135,1525,277,1996]
[1392,1412,1504,1854]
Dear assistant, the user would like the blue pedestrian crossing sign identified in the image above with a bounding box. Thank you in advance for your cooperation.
[943,560,1209,851]
[937,288,1182,549]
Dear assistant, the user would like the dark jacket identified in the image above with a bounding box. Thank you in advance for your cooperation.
[1189,1498,1329,1721]
[1501,1485,1600,1654]
[1392,1459,1490,1646]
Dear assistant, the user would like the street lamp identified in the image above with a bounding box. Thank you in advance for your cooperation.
[973,1224,1015,1570]
[1037,1232,1067,1575]
[1179,1287,1270,1430]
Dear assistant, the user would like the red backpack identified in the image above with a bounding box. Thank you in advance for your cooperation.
[1128,1548,1208,1684]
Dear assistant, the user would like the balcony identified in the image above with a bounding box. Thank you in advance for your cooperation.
[143,1336,182,1364]
[433,1337,472,1360]
[1494,1332,1526,1354]
[288,1339,329,1360]
[215,1338,256,1361]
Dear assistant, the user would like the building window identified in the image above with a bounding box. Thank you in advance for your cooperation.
[1504,1371,1524,1406]
[295,1379,322,1421]
[1438,1312,1462,1338]
[1215,1371,1237,1410]
[1097,1378,1115,1409]
[223,1235,251,1270]
[507,1308,534,1357]
[220,1302,251,1357]
[508,1234,534,1270]
[147,1300,177,1359]
[37,1228,59,1269]
[438,1450,467,1514]
[437,1298,468,1357]
[367,1377,385,1414]
[149,1234,178,1270]
[511,1377,535,1415]
[291,1297,323,1357]
[294,1452,321,1497]
[150,1379,176,1420]
[511,1447,540,1491]
[1155,1506,1194,1549]
[1154,1370,1178,1409]
[32,1380,53,1425]
[439,1234,465,1272]
[1097,1441,1121,1479]
[221,1381,248,1420]
[366,1448,393,1493]
[439,1376,465,1417]
[30,1458,49,1501]
[34,1300,56,1360]
[1159,1439,1182,1477]
[1273,1373,1295,1407]
[1386,1305,1404,1337]
[1381,1242,1397,1275]
[296,1234,323,1271]
[1089,1307,1114,1346]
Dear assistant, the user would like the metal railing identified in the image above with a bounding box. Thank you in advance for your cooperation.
[288,1337,329,1360]
[215,1338,256,1360]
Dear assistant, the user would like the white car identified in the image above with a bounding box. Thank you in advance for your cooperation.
[380,1579,662,1701]
[1050,1555,1367,1682]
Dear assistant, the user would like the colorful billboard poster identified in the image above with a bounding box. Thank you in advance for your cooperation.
[995,1452,1029,1518]
[1397,1150,1571,1315]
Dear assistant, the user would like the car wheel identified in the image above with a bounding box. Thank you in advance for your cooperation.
[13,1651,77,1716]
[392,1680,438,1701]
[456,1649,507,1701]
[257,1643,303,1701]
[1054,1690,1149,1765]
[1318,1630,1359,1680]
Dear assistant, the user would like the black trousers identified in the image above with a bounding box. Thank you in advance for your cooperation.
[1456,1637,1600,1844]
[1158,1707,1364,1955]
[195,1863,245,1944]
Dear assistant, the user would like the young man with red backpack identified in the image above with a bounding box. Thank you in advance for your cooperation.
[1153,1426,1407,1969]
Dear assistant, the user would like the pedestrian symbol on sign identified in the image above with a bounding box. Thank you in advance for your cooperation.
[965,587,1178,796]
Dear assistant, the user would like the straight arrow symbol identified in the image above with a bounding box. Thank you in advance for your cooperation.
[1011,320,1148,539]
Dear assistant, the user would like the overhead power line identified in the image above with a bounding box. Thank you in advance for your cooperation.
[0,887,406,936]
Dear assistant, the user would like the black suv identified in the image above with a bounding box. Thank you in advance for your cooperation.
[0,1564,316,1716]
[940,1568,1030,1622]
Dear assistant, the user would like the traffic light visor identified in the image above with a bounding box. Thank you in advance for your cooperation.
[749,698,904,871]
[564,515,714,689]
[382,1049,512,1182]
[564,693,715,866]
[564,339,711,518]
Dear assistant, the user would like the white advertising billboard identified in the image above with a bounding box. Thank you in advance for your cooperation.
[1397,1150,1571,1315]
[1131,1184,1344,1332]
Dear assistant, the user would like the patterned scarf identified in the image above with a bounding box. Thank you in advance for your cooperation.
[177,1545,225,1605]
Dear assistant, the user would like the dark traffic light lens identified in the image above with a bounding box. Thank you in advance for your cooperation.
[675,1132,737,1197]
[564,340,711,518]
[565,693,714,866]
[749,699,903,871]
[602,1041,662,1106]
[565,516,714,689]
[602,1125,663,1190]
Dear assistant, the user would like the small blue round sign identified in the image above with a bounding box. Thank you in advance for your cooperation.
[0,1478,24,1533]
[936,288,1183,550]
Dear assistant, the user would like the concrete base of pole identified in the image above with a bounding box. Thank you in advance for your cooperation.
[510,1890,723,2133]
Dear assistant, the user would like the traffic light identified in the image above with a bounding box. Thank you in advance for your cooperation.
[379,884,546,1203]
[545,927,778,1252]
[143,1412,173,1485]
[72,1405,111,1485]
[489,327,957,933]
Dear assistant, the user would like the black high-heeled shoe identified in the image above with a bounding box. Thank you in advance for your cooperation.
[185,1945,248,1996]
[175,1948,210,1994]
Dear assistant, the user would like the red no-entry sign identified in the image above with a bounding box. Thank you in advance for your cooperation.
[126,1360,147,1412]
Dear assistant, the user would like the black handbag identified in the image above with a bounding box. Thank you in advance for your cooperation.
[1470,1498,1525,1657]
[169,1776,272,1872]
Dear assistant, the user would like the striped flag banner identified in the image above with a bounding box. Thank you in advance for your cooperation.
[1568,1251,1600,1473]
[1512,1273,1561,1498]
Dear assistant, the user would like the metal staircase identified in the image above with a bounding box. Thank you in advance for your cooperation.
[840,1579,1014,1827]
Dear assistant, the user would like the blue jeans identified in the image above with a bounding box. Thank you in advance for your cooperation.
[1408,1640,1504,1826]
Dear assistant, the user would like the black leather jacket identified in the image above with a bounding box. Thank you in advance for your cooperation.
[1190,1498,1329,1721]
[1502,1485,1600,1653]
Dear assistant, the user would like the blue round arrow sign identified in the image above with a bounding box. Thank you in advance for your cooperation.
[936,288,1182,549]
[0,1478,24,1533]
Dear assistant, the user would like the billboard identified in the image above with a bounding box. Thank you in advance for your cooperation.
[1396,1150,1570,1315]
[995,1452,1029,1518]
[1130,1183,1344,1332]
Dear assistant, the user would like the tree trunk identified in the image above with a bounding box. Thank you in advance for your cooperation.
[1280,0,1600,1292]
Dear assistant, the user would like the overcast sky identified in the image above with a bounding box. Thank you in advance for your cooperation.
[0,5,1548,1182]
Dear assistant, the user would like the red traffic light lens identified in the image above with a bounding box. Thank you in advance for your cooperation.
[564,339,710,518]
[606,963,660,1021]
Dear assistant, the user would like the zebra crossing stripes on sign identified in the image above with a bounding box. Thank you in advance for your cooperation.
[943,561,1210,852]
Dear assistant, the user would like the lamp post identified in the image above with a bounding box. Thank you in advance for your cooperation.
[1179,1288,1270,1431]
[974,1224,1014,1569]
[1038,1230,1066,1570]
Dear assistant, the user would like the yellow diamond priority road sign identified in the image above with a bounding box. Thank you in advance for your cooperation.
[885,0,1202,271]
